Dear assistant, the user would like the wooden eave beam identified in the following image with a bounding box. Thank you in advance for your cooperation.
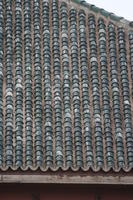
[0,174,133,185]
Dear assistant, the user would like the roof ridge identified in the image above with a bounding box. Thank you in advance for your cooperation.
[71,0,133,29]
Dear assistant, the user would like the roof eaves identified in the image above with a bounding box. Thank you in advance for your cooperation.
[1,173,133,185]
[71,0,133,29]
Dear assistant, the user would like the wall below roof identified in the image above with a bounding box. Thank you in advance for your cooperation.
[0,184,133,200]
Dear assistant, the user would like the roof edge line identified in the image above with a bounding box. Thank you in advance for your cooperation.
[69,0,133,29]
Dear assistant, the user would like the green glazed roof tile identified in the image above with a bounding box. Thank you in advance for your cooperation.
[109,13,122,21]
[100,9,110,18]
[90,5,100,13]
[130,22,133,28]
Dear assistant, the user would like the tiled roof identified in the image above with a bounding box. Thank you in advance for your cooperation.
[0,0,133,172]
[73,0,133,27]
